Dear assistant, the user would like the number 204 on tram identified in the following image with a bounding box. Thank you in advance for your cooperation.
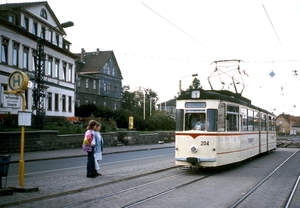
[175,88,277,168]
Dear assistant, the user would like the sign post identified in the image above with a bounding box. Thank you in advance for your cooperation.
[5,71,28,187]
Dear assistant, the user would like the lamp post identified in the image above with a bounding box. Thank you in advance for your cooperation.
[143,89,146,120]
[179,74,198,95]
[33,21,74,129]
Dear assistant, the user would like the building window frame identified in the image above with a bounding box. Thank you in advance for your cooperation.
[12,42,19,67]
[23,46,29,70]
[54,93,59,111]
[47,93,52,110]
[86,78,89,89]
[1,38,9,64]
[54,59,59,78]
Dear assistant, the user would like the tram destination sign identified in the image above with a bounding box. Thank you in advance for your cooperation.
[3,94,21,108]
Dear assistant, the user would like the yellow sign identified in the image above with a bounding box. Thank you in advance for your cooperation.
[8,71,29,91]
[128,116,134,129]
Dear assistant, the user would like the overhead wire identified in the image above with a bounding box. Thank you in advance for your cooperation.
[141,2,217,55]
[262,4,283,47]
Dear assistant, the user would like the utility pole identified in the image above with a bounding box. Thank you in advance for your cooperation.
[33,38,45,129]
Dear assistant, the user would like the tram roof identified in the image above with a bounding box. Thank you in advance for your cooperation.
[177,89,275,115]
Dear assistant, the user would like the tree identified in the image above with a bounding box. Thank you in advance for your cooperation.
[187,77,202,90]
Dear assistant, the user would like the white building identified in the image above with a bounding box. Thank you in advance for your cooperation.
[0,2,77,123]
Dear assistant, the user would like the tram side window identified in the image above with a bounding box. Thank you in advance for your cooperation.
[254,111,259,131]
[261,113,267,131]
[268,116,275,131]
[176,109,184,131]
[248,109,254,131]
[242,108,248,131]
[227,105,239,131]
[207,109,217,132]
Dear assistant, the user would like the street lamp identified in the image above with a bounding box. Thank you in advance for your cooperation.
[33,21,74,129]
[179,73,198,95]
[143,89,146,120]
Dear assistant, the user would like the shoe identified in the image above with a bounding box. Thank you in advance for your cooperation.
[93,172,101,176]
[86,175,96,178]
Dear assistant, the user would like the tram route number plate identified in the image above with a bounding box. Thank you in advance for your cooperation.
[200,141,210,146]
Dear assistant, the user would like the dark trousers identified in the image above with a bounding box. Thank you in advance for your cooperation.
[87,147,95,176]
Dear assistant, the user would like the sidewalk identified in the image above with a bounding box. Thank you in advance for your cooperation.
[7,142,175,163]
[0,142,175,207]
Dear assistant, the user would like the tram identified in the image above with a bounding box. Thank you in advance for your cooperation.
[175,61,277,168]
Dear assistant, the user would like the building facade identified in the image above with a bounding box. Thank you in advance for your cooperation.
[75,48,123,110]
[0,2,77,122]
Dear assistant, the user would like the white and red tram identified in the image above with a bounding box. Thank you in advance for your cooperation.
[175,89,277,168]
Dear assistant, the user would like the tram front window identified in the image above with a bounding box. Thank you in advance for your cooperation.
[185,113,206,131]
[185,110,217,131]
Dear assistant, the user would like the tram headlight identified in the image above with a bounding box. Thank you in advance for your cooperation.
[191,146,198,153]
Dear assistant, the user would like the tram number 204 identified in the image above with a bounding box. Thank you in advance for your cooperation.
[200,141,209,146]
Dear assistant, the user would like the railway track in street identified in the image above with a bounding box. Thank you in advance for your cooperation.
[229,148,300,208]
[3,166,220,208]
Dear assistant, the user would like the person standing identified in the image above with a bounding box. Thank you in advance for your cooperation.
[94,122,104,175]
[83,120,97,178]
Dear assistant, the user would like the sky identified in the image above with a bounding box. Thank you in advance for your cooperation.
[2,0,300,116]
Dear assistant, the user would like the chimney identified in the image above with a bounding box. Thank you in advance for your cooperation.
[96,48,100,55]
[81,48,85,61]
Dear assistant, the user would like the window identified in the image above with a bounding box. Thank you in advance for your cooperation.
[254,111,259,131]
[1,85,7,107]
[269,116,275,131]
[93,80,96,89]
[23,17,29,31]
[8,15,14,23]
[41,27,46,39]
[185,112,208,131]
[12,42,19,67]
[54,59,59,78]
[1,38,9,64]
[242,108,247,131]
[48,30,52,43]
[62,95,66,111]
[77,99,80,107]
[54,94,59,111]
[47,56,53,76]
[24,90,28,109]
[23,47,29,70]
[68,96,72,112]
[112,68,115,76]
[227,105,239,131]
[32,22,37,35]
[248,109,254,131]
[104,82,107,92]
[77,77,81,87]
[103,101,106,106]
[62,62,66,80]
[86,78,89,88]
[93,100,96,105]
[85,99,88,104]
[261,113,267,131]
[55,35,59,47]
[114,103,117,110]
[40,8,47,19]
[68,65,72,82]
[47,93,52,110]
[32,49,37,71]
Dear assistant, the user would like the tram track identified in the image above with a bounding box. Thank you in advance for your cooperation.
[229,148,300,208]
[6,166,219,208]
[62,168,219,208]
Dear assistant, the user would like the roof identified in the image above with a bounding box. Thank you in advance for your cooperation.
[157,98,176,106]
[0,1,67,35]
[75,50,123,79]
